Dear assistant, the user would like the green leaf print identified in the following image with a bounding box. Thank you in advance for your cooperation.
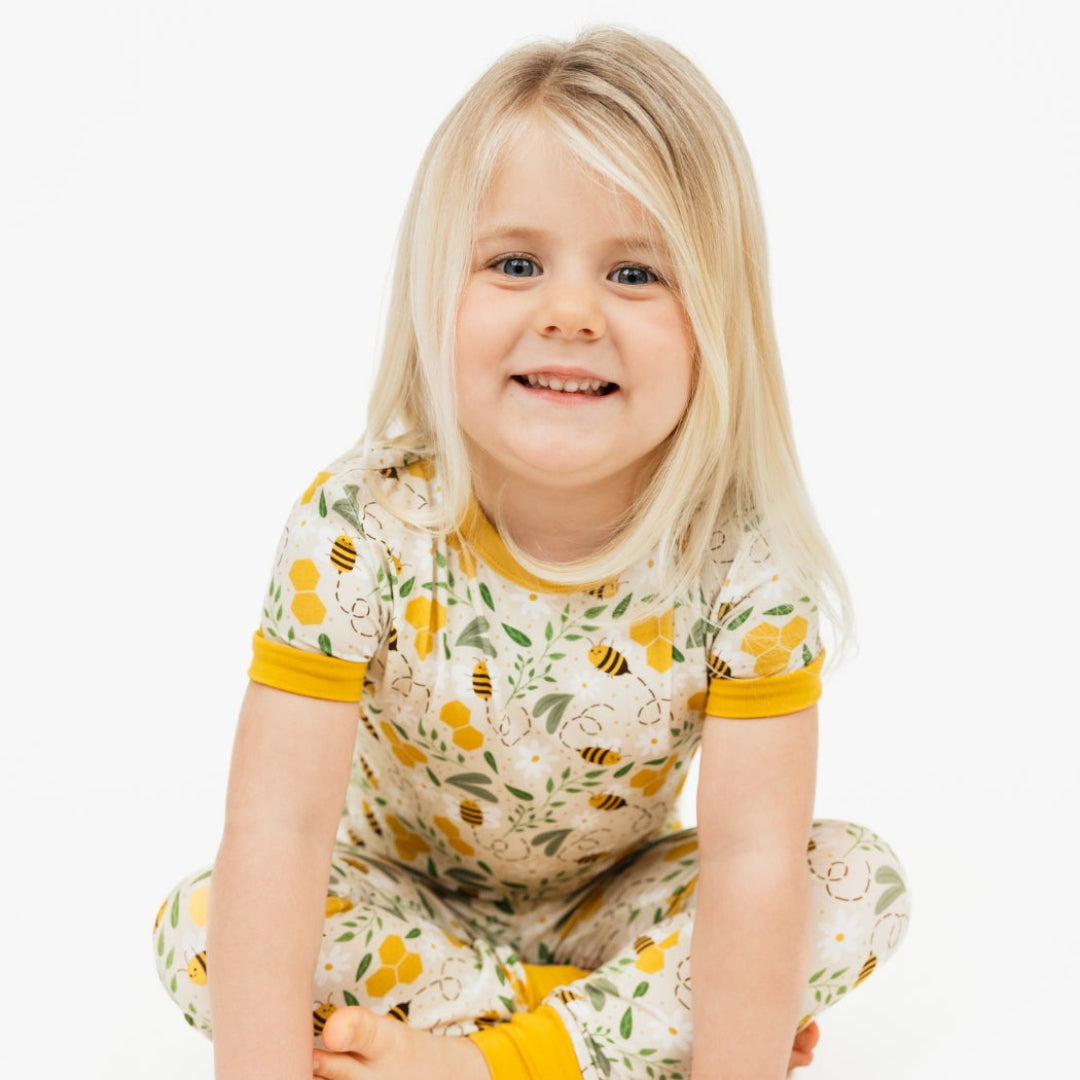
[406,928,422,939]
[726,608,753,631]
[484,751,498,773]
[808,968,826,983]
[165,947,175,971]
[447,773,499,803]
[874,865,907,913]
[763,604,794,616]
[632,981,649,998]
[343,990,359,1006]
[671,645,685,663]
[157,928,164,957]
[532,829,571,855]
[170,891,180,929]
[356,953,373,980]
[584,605,607,619]
[545,621,553,641]
[318,634,333,657]
[533,693,574,734]
[456,616,497,658]
[336,931,356,942]
[399,576,414,597]
[505,785,534,801]
[479,582,495,611]
[319,489,327,517]
[586,983,607,1011]
[803,644,813,666]
[332,486,364,532]
[612,761,634,779]
[502,623,532,647]
[619,1008,633,1039]
[612,592,633,618]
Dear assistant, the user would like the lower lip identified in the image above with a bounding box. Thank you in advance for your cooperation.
[512,381,616,405]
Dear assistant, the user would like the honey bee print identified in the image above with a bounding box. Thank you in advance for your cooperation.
[472,1009,501,1029]
[359,755,378,788]
[589,793,628,811]
[186,951,208,986]
[586,579,621,600]
[588,643,630,676]
[459,799,483,827]
[330,534,357,572]
[579,746,621,766]
[471,660,492,700]
[553,988,583,1003]
[363,801,384,837]
[387,1001,411,1023]
[313,997,337,1036]
[853,952,877,988]
[706,652,732,679]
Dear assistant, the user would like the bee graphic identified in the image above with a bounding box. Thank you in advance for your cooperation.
[706,653,732,680]
[553,988,583,1003]
[633,935,656,955]
[579,746,621,766]
[586,580,621,600]
[575,852,610,865]
[360,712,379,739]
[313,997,337,1036]
[589,793,628,811]
[715,601,735,626]
[460,799,483,827]
[473,1010,501,1029]
[379,466,398,480]
[331,534,357,572]
[186,951,208,986]
[359,756,378,788]
[588,643,630,676]
[384,547,403,575]
[153,898,167,932]
[472,660,492,700]
[363,801,384,837]
[806,837,817,853]
[387,1001,411,1023]
[387,626,399,651]
[853,952,877,988]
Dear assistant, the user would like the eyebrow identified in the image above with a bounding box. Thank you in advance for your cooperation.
[475,223,667,255]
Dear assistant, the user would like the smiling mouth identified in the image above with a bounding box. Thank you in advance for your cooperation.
[513,373,618,396]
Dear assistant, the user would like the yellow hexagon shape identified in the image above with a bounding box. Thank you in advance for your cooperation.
[187,886,210,928]
[629,616,660,647]
[365,966,397,997]
[740,622,779,656]
[754,647,790,677]
[441,700,470,729]
[453,726,484,751]
[291,592,326,625]
[635,945,665,974]
[645,639,673,673]
[379,935,407,966]
[397,952,423,984]
[780,616,809,649]
[289,558,320,591]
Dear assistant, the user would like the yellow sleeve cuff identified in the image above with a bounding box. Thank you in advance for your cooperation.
[248,630,367,702]
[706,651,824,718]
[467,1005,581,1080]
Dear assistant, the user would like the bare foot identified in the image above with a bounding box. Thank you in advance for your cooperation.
[788,1021,820,1072]
[312,1006,492,1080]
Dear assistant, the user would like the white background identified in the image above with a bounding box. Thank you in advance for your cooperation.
[1,1,1077,1075]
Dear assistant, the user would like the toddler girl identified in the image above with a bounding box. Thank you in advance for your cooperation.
[154,26,910,1080]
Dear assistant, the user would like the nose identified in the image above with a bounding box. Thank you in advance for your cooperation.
[534,280,606,341]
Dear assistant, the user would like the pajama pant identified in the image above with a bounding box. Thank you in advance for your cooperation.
[153,819,910,1080]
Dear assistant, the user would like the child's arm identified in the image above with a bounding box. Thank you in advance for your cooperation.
[690,706,818,1080]
[207,681,360,1080]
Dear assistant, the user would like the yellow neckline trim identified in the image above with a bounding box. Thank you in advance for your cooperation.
[458,498,598,595]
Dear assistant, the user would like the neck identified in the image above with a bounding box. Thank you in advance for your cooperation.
[470,468,641,565]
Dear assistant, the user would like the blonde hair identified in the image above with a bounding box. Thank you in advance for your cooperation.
[365,26,852,646]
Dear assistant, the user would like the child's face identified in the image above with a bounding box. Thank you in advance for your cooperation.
[455,123,694,516]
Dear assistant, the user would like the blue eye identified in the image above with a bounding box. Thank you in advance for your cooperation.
[610,265,657,286]
[494,256,540,278]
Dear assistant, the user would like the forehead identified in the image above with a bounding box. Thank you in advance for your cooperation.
[476,123,665,247]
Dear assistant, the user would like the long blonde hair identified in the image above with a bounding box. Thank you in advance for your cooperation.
[365,26,852,646]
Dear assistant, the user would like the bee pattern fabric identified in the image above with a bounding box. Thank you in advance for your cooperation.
[153,448,910,1079]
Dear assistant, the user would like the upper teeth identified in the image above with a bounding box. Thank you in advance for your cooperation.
[523,373,608,394]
